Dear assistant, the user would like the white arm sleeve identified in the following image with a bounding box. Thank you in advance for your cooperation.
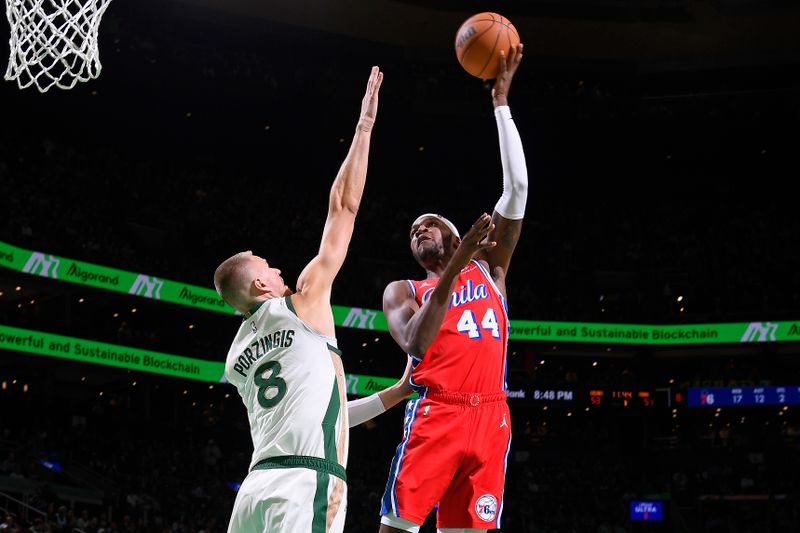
[347,393,386,428]
[494,105,528,220]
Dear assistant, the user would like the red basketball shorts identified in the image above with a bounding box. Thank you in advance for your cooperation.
[380,390,512,529]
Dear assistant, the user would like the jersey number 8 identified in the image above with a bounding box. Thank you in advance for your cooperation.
[254,360,287,408]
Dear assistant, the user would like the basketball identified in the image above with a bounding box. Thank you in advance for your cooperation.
[454,12,520,80]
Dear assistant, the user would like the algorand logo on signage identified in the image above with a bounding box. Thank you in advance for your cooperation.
[129,275,163,299]
[342,307,377,330]
[22,252,60,278]
[741,322,778,342]
[345,374,359,395]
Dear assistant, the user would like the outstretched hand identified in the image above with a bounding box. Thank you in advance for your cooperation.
[358,66,384,132]
[492,43,523,107]
[450,213,496,270]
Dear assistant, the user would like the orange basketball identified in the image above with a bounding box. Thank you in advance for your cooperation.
[455,12,520,80]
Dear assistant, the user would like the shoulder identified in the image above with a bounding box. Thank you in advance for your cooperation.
[473,258,491,272]
[384,279,413,298]
[287,293,335,337]
[492,266,507,294]
[473,259,508,297]
[471,258,500,281]
[383,279,416,308]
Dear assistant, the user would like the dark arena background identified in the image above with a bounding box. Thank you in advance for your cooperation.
[2,0,800,531]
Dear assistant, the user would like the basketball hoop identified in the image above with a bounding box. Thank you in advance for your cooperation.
[5,0,113,92]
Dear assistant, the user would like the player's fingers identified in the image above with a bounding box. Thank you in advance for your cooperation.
[471,212,491,230]
[498,49,507,74]
[474,226,495,249]
[368,66,378,92]
[374,71,384,93]
[468,217,492,243]
[478,223,496,239]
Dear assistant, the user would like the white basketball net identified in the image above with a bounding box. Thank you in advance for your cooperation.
[5,0,112,92]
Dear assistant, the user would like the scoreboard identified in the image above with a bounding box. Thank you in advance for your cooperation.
[509,387,669,407]
[589,389,659,408]
[506,385,800,408]
[688,386,800,407]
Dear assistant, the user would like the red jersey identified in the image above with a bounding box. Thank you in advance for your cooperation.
[406,259,509,394]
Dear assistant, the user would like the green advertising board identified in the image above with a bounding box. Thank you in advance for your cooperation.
[0,324,397,394]
[1,240,234,314]
[0,240,386,329]
[3,240,799,345]
[508,320,799,345]
[0,324,224,382]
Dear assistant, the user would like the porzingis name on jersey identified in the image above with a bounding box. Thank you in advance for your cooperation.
[232,328,295,378]
[421,279,490,309]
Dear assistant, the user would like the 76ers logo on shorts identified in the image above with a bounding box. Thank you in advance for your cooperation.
[475,494,498,522]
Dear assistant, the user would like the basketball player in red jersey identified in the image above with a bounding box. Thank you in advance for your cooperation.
[378,44,526,533]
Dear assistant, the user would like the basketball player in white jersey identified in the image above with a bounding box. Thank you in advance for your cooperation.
[214,67,411,533]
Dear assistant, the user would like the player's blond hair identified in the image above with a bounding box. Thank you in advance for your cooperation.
[214,251,256,312]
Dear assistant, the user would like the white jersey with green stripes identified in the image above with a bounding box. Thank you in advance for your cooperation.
[224,296,349,471]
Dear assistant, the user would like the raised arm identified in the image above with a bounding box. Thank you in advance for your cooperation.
[476,44,527,283]
[384,214,496,357]
[292,67,383,334]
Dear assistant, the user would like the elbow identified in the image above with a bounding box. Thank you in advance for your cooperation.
[390,329,419,357]
[509,162,528,188]
[328,196,359,218]
[399,339,417,357]
[513,178,528,197]
[343,201,359,216]
[404,339,428,358]
[332,190,360,216]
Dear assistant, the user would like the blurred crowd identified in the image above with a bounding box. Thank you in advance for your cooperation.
[2,98,798,328]
[1,367,798,532]
[2,0,799,328]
